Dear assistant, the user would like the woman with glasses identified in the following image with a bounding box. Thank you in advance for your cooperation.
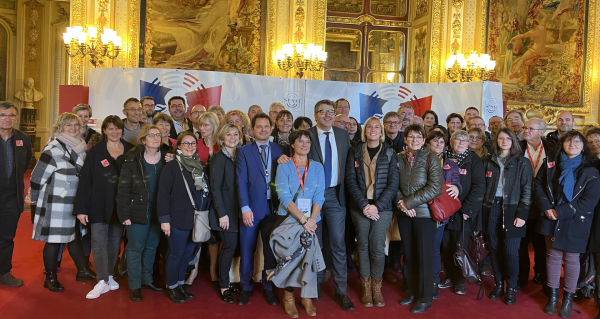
[394,124,442,314]
[348,117,362,144]
[158,131,210,303]
[423,110,439,135]
[153,113,176,151]
[272,110,294,155]
[585,127,600,158]
[116,125,169,302]
[482,128,532,306]
[536,131,600,317]
[468,128,489,158]
[440,130,486,296]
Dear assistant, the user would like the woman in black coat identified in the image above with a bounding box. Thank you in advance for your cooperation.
[158,131,210,304]
[209,124,242,303]
[345,117,399,308]
[481,128,533,306]
[535,130,600,317]
[74,116,133,299]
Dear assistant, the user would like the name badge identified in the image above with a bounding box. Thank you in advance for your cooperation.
[355,161,359,167]
[101,159,110,167]
[459,169,467,175]
[16,140,23,146]
[486,171,492,177]
[297,198,312,217]
[443,164,451,169]
[547,161,555,168]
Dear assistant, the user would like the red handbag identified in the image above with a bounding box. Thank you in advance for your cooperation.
[425,157,462,222]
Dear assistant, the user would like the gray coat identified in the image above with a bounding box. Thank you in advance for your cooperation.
[269,216,326,298]
[30,139,84,243]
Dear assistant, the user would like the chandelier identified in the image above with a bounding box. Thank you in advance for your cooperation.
[276,43,327,79]
[445,53,496,82]
[63,26,122,67]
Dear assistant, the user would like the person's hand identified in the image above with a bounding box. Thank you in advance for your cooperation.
[123,219,132,226]
[462,214,470,220]
[403,209,416,218]
[446,185,459,199]
[77,214,88,225]
[398,199,408,211]
[161,223,171,236]
[242,210,254,227]
[219,215,230,231]
[514,218,526,227]
[303,218,317,235]
[544,209,558,220]
[277,155,291,164]
[165,153,174,162]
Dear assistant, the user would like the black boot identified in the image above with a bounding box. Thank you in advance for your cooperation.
[559,291,575,318]
[76,267,96,282]
[489,281,504,300]
[544,288,559,315]
[505,288,517,306]
[43,271,64,292]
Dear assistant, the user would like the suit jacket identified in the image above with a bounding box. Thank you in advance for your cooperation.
[307,126,351,206]
[236,141,284,219]
[6,129,32,212]
[169,118,193,139]
[209,150,239,232]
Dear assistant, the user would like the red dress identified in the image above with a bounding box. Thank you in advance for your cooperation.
[196,138,219,164]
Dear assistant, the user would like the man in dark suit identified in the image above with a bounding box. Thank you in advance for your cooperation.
[307,99,355,311]
[168,96,193,139]
[236,113,285,306]
[0,101,32,287]
[187,104,206,139]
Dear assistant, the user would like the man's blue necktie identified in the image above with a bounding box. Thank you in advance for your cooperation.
[324,132,332,187]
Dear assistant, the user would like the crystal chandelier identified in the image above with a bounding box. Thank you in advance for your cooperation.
[276,43,327,79]
[445,53,496,82]
[63,26,122,67]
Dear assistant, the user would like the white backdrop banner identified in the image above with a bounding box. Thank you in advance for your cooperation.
[88,68,502,126]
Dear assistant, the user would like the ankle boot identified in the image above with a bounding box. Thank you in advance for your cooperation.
[505,288,517,305]
[43,271,64,292]
[371,278,385,307]
[76,267,97,282]
[559,291,575,318]
[489,281,504,300]
[283,290,298,318]
[360,277,373,307]
[301,298,316,316]
[544,288,559,314]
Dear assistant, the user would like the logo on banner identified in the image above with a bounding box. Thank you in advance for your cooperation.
[485,99,498,115]
[359,91,388,123]
[284,92,301,110]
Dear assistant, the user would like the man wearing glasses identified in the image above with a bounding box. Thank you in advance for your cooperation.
[188,104,206,139]
[122,97,146,146]
[383,111,407,153]
[335,98,350,116]
[546,111,574,146]
[517,118,551,290]
[141,96,156,124]
[334,114,350,131]
[397,105,415,132]
[0,101,32,287]
[488,116,505,141]
[467,116,492,151]
[168,96,193,139]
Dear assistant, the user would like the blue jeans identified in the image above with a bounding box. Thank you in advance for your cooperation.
[126,221,161,289]
[433,223,444,284]
[165,227,196,288]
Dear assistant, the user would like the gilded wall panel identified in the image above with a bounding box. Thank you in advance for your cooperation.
[412,23,428,83]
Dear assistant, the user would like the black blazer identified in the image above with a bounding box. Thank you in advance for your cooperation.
[307,126,351,206]
[157,160,201,230]
[8,129,32,212]
[73,140,133,224]
[169,118,193,140]
[519,137,555,219]
[209,150,239,232]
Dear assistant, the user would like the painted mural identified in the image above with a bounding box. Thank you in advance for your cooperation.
[487,0,587,107]
[143,0,261,74]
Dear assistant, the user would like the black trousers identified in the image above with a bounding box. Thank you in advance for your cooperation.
[441,223,471,285]
[518,219,546,284]
[43,220,87,273]
[487,197,521,289]
[0,199,20,276]
[398,215,436,303]
[217,231,238,289]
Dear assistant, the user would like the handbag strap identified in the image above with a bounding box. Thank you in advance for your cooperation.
[177,161,198,211]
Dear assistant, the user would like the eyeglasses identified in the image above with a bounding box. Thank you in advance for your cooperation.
[170,104,185,109]
[143,103,155,108]
[522,126,543,131]
[146,133,161,139]
[385,121,400,126]
[453,139,468,144]
[335,120,349,126]
[588,139,600,144]
[318,110,335,115]
[191,111,205,116]
[400,112,414,118]
[565,139,582,145]
[498,136,513,141]
[126,107,142,113]
[469,136,482,141]
[181,142,197,147]
[406,135,423,140]
[336,105,350,109]
[470,123,485,128]
[0,114,17,120]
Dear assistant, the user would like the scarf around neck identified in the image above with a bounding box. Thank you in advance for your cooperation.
[176,149,207,192]
[445,148,470,166]
[558,152,582,203]
[56,132,87,159]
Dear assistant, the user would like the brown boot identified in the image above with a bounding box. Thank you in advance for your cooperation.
[284,290,299,318]
[372,278,385,307]
[383,268,397,284]
[301,298,317,316]
[360,276,373,307]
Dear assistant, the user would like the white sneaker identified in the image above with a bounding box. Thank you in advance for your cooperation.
[108,276,119,290]
[86,280,110,299]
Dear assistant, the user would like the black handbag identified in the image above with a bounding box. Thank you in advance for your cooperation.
[454,220,485,300]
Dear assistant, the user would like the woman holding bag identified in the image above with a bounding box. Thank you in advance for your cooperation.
[394,124,443,314]
[345,117,399,308]
[158,131,210,304]
[481,128,532,306]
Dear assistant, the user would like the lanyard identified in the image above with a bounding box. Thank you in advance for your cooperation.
[526,143,544,172]
[292,157,309,195]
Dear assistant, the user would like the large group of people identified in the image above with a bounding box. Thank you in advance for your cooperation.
[2,97,600,319]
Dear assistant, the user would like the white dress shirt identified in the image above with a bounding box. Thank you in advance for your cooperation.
[524,142,546,177]
[316,126,339,187]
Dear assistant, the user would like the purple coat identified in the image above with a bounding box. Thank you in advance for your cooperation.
[439,155,462,223]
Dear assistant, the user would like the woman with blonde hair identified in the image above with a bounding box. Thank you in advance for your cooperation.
[224,110,253,145]
[196,112,220,164]
[31,112,96,292]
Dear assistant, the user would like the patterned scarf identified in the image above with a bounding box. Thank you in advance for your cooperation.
[176,149,207,192]
[445,148,470,166]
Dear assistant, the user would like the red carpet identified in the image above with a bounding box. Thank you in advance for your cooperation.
[1,210,597,319]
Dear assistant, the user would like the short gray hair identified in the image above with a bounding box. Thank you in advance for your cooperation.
[269,101,286,112]
[504,110,525,125]
[530,118,547,131]
[450,130,469,141]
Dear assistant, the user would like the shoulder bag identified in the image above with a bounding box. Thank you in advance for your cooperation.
[454,219,485,300]
[425,156,462,221]
[178,161,211,243]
